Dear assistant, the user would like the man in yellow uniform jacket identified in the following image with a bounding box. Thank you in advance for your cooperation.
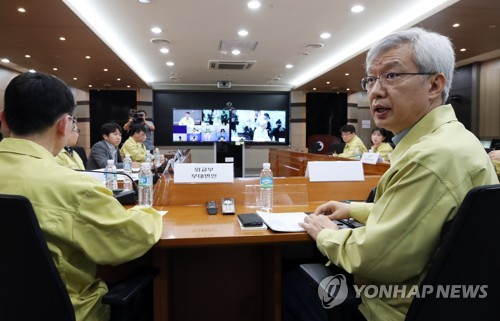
[335,124,368,159]
[120,123,148,162]
[299,27,498,321]
[0,72,163,321]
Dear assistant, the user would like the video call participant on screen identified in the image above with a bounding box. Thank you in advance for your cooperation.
[179,111,195,127]
[333,124,368,159]
[56,119,85,170]
[271,119,286,141]
[123,109,155,151]
[120,123,148,162]
[253,119,271,142]
[294,27,499,321]
[0,72,163,321]
[87,122,124,170]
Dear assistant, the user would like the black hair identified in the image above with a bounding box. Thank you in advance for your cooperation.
[129,123,147,135]
[372,127,393,142]
[4,72,75,135]
[100,122,122,136]
[340,124,356,134]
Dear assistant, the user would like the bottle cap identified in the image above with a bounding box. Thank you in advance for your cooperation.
[107,159,114,164]
[263,162,270,169]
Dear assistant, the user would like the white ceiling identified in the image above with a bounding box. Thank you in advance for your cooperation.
[62,0,457,91]
[1,0,499,93]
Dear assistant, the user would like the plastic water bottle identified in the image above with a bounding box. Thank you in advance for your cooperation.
[154,148,162,168]
[145,151,152,163]
[260,162,273,212]
[105,159,118,190]
[123,154,133,191]
[138,162,153,206]
[354,147,361,160]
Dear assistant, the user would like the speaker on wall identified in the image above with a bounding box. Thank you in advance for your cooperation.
[306,92,347,148]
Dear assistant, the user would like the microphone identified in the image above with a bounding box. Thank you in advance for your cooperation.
[75,169,138,205]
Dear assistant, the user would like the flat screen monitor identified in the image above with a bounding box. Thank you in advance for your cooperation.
[153,91,290,146]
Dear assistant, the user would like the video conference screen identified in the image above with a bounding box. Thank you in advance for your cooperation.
[154,91,290,146]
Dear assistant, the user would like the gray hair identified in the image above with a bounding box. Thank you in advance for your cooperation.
[365,27,455,102]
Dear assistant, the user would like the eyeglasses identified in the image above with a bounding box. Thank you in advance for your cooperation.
[360,72,437,91]
[72,128,81,133]
[68,115,77,125]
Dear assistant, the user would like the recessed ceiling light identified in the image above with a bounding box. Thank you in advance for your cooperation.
[166,61,175,66]
[313,88,317,91]
[117,78,121,81]
[326,81,330,84]
[320,32,331,39]
[160,48,169,54]
[103,68,108,71]
[53,67,58,71]
[25,54,31,58]
[347,88,350,91]
[137,0,151,3]
[345,73,350,76]
[85,56,91,59]
[151,27,162,34]
[238,30,249,37]
[285,64,294,69]
[1,58,10,63]
[88,85,92,88]
[452,23,460,28]
[18,8,26,13]
[73,77,78,80]
[29,69,36,73]
[127,85,131,88]
[232,49,241,55]
[351,5,365,13]
[59,37,66,41]
[247,1,261,9]
[460,48,466,52]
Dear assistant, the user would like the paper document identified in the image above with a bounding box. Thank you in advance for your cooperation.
[257,211,307,232]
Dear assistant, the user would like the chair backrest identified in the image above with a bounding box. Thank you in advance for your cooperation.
[72,146,88,168]
[405,184,500,321]
[0,194,76,321]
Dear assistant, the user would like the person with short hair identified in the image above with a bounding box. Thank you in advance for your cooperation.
[178,111,195,127]
[56,119,85,170]
[123,109,155,150]
[334,124,368,158]
[297,27,498,321]
[120,123,148,162]
[369,127,393,162]
[87,122,124,170]
[0,72,162,321]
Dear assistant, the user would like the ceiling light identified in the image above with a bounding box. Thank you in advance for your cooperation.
[232,49,241,55]
[452,23,460,27]
[351,5,365,13]
[29,69,36,73]
[151,27,162,34]
[103,68,108,71]
[53,67,58,71]
[127,85,131,88]
[18,8,26,13]
[59,37,66,41]
[347,88,351,91]
[166,61,175,66]
[151,38,170,46]
[238,30,249,37]
[247,1,261,9]
[73,77,78,80]
[137,0,151,3]
[85,56,91,59]
[25,54,31,58]
[460,48,466,52]
[285,64,294,69]
[1,58,10,63]
[313,88,317,91]
[326,81,330,84]
[88,85,92,88]
[320,32,331,39]
[117,78,121,81]
[160,48,169,54]
[345,73,350,76]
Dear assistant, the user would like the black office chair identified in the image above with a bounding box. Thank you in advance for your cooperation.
[0,194,157,321]
[72,146,88,168]
[300,184,500,321]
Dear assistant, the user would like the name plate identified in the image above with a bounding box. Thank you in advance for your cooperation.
[305,161,364,182]
[174,163,234,183]
[361,152,381,164]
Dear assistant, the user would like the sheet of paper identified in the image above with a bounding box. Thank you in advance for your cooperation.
[257,211,307,232]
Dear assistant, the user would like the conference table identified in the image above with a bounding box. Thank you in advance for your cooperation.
[118,175,382,321]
